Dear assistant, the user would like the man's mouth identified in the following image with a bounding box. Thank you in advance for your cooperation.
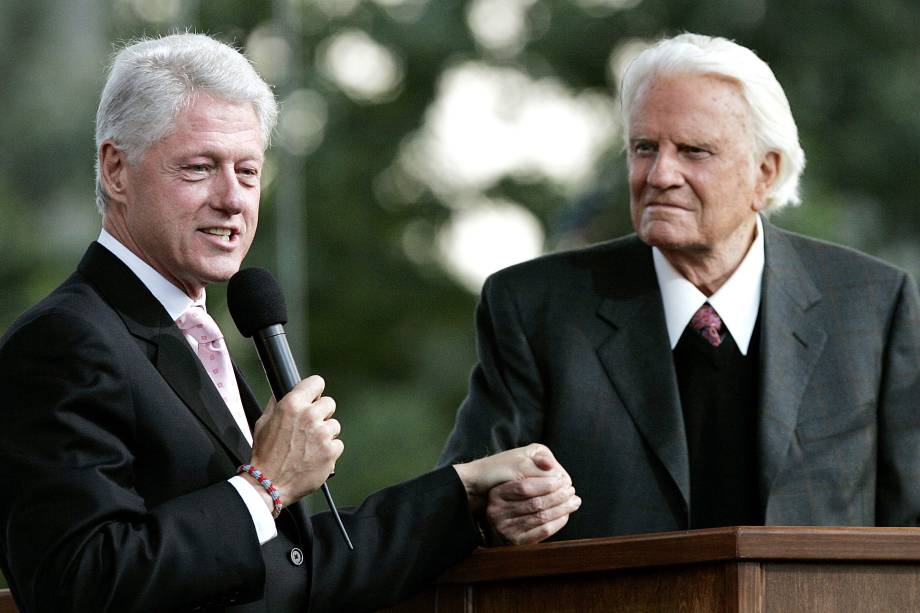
[647,200,687,209]
[202,228,233,242]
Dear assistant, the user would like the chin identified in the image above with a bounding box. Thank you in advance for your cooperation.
[211,268,241,283]
[196,261,243,285]
[640,230,683,250]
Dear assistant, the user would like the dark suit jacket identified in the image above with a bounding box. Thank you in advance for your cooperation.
[0,243,479,613]
[439,221,920,539]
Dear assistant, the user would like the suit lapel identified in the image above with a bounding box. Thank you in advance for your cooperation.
[758,224,826,503]
[594,239,690,511]
[77,242,252,465]
[156,339,253,464]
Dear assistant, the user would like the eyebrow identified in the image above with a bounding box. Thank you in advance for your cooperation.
[678,140,718,150]
[177,149,264,163]
[628,135,720,150]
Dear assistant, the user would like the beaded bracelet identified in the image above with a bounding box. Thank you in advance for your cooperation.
[237,464,283,518]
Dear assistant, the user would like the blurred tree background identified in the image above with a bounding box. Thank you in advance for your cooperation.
[0,0,918,589]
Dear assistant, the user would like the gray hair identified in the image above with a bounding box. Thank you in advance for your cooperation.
[94,33,278,214]
[620,33,805,211]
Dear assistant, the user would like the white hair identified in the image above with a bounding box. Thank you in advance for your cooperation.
[94,33,278,214]
[620,33,805,211]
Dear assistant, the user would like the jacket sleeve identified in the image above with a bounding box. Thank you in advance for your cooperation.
[875,272,920,525]
[438,273,545,466]
[303,466,481,613]
[0,311,264,613]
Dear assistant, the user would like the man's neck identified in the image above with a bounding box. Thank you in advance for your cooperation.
[101,217,204,301]
[658,217,759,297]
[97,228,201,321]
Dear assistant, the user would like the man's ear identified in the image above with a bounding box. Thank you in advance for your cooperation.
[99,140,129,206]
[752,150,780,212]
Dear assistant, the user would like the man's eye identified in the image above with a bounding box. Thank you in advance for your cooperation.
[632,142,655,155]
[683,146,711,158]
[238,168,260,186]
[182,164,212,175]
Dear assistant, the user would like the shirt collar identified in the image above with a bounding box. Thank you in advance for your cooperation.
[652,215,764,355]
[97,229,201,320]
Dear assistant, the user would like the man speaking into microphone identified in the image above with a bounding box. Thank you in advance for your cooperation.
[0,33,580,613]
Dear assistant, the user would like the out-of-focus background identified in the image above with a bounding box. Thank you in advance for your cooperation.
[0,0,918,585]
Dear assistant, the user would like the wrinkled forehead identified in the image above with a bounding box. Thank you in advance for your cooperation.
[632,72,749,119]
[135,94,266,167]
[628,72,756,144]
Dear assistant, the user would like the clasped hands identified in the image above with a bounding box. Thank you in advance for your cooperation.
[243,376,580,545]
[453,443,582,545]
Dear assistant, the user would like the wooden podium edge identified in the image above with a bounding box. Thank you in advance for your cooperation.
[440,525,920,584]
[6,526,920,610]
[0,589,15,613]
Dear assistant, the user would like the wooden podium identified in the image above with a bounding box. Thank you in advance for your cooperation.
[4,526,920,612]
[381,526,920,612]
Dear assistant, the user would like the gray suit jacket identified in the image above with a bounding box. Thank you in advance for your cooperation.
[439,221,920,539]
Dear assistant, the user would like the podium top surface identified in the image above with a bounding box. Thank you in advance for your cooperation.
[442,526,920,584]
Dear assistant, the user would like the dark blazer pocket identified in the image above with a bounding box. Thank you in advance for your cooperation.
[795,403,876,444]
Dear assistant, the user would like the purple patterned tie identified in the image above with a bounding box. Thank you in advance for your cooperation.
[691,303,724,347]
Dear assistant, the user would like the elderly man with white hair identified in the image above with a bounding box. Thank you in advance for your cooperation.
[439,33,920,541]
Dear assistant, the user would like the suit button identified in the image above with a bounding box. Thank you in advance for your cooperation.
[290,547,304,566]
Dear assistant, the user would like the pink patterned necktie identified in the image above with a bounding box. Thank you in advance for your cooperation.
[691,303,724,348]
[176,305,253,445]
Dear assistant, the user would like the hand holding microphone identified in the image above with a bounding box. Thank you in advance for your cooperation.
[228,268,353,550]
[249,375,341,501]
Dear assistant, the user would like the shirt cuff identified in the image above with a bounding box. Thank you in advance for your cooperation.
[228,475,278,545]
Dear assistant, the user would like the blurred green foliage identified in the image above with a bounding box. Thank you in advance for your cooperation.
[0,0,918,592]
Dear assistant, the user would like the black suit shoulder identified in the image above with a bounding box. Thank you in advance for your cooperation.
[0,268,156,404]
[0,272,135,415]
[2,271,105,341]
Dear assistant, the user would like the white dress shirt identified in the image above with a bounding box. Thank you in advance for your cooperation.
[652,215,765,356]
[97,229,277,544]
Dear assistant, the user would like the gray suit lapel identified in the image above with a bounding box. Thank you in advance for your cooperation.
[594,241,690,511]
[758,223,826,503]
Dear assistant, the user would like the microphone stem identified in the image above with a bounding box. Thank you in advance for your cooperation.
[320,483,354,550]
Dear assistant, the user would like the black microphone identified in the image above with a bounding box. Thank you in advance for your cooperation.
[228,267,353,551]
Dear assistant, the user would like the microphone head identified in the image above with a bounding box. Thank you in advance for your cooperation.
[227,267,288,338]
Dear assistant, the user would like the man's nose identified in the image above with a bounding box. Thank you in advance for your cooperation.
[646,150,684,189]
[213,166,246,214]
